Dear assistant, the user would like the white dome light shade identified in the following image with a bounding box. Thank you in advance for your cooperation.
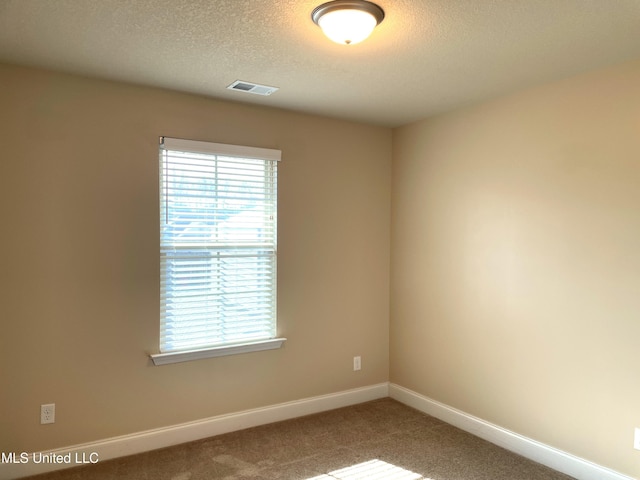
[317,9,376,45]
[312,1,385,46]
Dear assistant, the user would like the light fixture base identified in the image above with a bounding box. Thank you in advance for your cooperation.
[312,0,385,26]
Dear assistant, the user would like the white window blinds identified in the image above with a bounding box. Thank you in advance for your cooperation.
[159,137,280,354]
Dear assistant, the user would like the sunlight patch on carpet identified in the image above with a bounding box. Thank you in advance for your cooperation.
[307,459,428,480]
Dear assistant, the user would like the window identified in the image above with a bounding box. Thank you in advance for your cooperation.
[151,137,284,365]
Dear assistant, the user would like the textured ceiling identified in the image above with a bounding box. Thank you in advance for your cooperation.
[1,0,640,127]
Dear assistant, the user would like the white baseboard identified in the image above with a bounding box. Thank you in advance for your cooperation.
[389,383,634,480]
[5,383,631,480]
[2,383,389,480]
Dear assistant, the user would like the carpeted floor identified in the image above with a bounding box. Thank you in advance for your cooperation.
[23,398,575,480]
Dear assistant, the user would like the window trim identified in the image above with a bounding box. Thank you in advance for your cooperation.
[150,337,286,365]
[151,136,284,365]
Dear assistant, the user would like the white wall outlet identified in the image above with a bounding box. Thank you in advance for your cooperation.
[353,356,361,371]
[634,427,640,451]
[41,403,55,424]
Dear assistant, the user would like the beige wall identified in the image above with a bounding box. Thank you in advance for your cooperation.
[3,56,640,478]
[0,64,391,453]
[391,59,640,478]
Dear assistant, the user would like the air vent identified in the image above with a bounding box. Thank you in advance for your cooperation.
[227,80,278,96]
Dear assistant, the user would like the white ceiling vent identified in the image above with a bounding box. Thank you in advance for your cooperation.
[227,80,278,96]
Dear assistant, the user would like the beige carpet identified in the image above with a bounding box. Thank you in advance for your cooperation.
[23,398,575,480]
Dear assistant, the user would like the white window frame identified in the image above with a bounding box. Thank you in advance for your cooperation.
[151,137,285,366]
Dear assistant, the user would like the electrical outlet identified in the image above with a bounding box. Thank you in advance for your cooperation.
[353,356,361,371]
[634,427,640,451]
[41,404,55,424]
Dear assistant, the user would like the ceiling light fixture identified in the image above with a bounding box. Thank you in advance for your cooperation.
[312,0,385,46]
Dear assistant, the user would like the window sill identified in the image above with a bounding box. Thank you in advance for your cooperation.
[150,338,287,366]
